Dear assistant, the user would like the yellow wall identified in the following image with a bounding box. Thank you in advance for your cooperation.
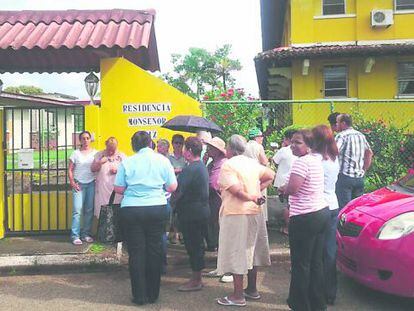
[0,110,4,238]
[291,56,414,127]
[282,2,292,46]
[290,0,414,44]
[7,193,72,231]
[86,58,202,155]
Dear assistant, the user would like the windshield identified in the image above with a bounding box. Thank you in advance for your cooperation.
[396,174,414,191]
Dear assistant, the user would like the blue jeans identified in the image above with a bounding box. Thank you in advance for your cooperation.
[71,180,95,240]
[336,173,364,209]
[323,209,339,302]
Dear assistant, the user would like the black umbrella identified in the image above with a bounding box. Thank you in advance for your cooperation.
[162,115,223,133]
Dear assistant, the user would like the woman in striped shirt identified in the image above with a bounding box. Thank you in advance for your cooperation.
[279,129,329,311]
[312,125,340,306]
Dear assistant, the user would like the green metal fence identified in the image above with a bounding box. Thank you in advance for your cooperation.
[201,99,414,191]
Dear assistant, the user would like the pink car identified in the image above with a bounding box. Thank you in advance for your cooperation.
[337,174,414,297]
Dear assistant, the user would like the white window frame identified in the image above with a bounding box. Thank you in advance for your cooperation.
[397,62,414,97]
[395,0,414,12]
[30,110,39,132]
[47,110,57,133]
[322,0,346,16]
[323,65,348,98]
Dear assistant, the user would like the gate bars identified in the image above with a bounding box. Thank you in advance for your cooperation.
[3,106,84,235]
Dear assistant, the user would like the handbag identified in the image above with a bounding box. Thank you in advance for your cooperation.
[97,191,123,243]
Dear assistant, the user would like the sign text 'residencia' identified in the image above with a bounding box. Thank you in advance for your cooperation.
[122,103,171,113]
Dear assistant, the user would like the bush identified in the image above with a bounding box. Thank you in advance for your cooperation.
[353,113,414,189]
[202,88,261,141]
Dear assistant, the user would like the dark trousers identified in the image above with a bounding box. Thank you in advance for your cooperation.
[323,209,339,302]
[162,200,172,268]
[180,219,208,272]
[120,205,167,303]
[206,189,221,249]
[288,207,329,311]
[336,173,364,209]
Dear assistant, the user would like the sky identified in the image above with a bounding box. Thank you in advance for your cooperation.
[1,0,262,100]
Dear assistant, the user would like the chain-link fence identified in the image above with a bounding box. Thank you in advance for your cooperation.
[202,99,414,192]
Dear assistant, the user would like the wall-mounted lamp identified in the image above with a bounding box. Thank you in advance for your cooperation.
[84,72,99,105]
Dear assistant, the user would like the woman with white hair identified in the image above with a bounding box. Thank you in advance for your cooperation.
[244,128,270,221]
[91,137,126,219]
[216,134,275,307]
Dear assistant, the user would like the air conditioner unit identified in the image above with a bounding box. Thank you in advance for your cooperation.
[371,10,394,27]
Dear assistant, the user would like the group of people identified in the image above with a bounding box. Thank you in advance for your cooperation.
[68,132,125,245]
[67,111,373,310]
[271,112,372,311]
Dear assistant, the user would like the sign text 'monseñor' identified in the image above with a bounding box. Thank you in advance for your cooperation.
[123,103,172,113]
[128,117,167,127]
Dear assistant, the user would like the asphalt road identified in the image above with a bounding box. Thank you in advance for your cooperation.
[0,262,413,310]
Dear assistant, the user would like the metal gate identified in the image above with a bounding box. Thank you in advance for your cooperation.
[3,106,84,235]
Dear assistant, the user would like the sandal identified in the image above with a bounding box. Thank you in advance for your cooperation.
[244,291,261,300]
[72,238,83,245]
[217,296,246,307]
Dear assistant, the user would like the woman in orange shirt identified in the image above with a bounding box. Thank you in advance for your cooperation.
[216,134,275,307]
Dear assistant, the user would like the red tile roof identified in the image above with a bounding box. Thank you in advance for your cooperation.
[256,43,414,64]
[0,9,160,73]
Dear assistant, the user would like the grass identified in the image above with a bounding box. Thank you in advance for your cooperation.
[89,243,107,254]
[6,148,74,169]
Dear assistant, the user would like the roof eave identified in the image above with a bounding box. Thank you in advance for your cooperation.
[256,43,414,66]
[0,92,83,107]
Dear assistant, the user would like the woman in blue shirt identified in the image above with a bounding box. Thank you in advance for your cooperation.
[114,131,177,306]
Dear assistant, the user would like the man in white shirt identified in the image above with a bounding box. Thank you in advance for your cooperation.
[335,114,373,209]
[272,129,298,234]
[273,129,298,188]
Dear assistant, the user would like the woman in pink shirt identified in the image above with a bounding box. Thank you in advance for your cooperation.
[205,137,227,252]
[216,135,275,307]
[279,129,329,311]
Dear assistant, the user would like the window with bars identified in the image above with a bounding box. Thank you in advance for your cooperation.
[74,113,84,132]
[398,63,414,96]
[323,65,348,98]
[323,0,345,15]
[395,0,414,10]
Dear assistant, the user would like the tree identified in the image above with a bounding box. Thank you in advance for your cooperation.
[163,45,241,99]
[213,45,242,90]
[4,85,44,95]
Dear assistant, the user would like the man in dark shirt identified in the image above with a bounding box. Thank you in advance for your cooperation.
[173,136,210,292]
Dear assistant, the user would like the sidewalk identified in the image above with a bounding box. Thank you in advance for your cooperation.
[0,229,289,275]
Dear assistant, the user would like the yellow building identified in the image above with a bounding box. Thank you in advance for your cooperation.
[255,0,414,125]
[86,58,201,156]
